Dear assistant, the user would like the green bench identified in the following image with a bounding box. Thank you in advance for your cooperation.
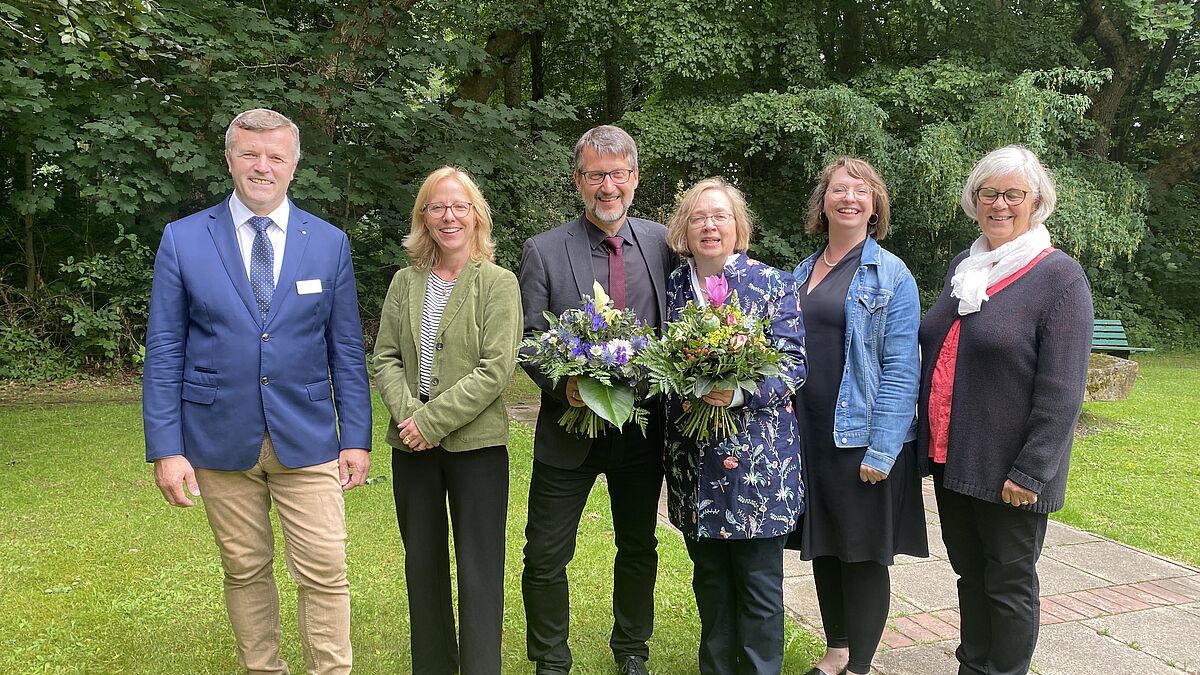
[1092,319,1154,359]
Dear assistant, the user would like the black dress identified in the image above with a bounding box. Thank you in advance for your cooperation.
[791,242,928,564]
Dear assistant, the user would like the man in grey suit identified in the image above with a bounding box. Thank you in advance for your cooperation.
[518,125,676,675]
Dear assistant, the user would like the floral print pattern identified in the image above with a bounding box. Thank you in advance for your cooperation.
[665,253,808,540]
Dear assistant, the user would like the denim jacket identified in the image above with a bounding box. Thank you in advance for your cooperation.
[793,237,919,475]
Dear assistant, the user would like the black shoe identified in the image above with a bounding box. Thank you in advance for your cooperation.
[617,655,648,675]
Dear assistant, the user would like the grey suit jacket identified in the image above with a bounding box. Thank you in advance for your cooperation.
[518,215,676,469]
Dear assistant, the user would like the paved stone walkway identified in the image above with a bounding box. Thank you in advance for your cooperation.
[508,406,1200,673]
[774,479,1200,674]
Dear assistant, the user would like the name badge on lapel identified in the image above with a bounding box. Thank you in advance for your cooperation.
[296,279,323,295]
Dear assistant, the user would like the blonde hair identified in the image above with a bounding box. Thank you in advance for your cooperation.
[225,108,301,161]
[404,167,495,268]
[666,177,754,257]
[960,145,1057,228]
[805,157,891,240]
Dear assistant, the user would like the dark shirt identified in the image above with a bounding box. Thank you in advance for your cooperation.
[916,249,1093,513]
[585,217,660,327]
[796,240,865,445]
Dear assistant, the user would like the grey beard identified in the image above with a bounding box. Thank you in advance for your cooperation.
[589,202,629,226]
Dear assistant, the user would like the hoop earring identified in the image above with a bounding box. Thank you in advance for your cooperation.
[867,213,879,228]
[819,212,828,227]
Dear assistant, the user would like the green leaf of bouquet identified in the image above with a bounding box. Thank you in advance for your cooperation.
[578,375,634,427]
[694,376,714,397]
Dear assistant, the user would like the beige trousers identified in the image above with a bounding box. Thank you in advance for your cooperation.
[195,435,351,675]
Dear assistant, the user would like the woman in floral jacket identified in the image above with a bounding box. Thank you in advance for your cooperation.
[663,177,807,675]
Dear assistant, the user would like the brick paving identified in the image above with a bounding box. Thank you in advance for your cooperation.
[508,406,1200,674]
[788,478,1200,674]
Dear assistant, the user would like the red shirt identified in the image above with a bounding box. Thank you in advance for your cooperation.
[928,248,1054,463]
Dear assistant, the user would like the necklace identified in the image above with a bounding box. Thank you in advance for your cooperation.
[821,247,842,268]
[430,270,457,297]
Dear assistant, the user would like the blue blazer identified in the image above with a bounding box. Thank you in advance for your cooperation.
[142,197,372,471]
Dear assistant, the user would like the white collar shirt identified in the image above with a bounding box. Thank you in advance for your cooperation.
[229,192,289,284]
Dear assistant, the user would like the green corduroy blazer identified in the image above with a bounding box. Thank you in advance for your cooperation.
[372,259,522,452]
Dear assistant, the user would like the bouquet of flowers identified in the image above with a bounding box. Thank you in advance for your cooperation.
[638,275,788,442]
[519,281,656,438]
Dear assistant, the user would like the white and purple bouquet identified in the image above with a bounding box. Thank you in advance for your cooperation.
[520,281,656,438]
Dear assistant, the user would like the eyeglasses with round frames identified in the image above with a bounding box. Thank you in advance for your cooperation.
[975,188,1029,206]
[424,202,473,218]
[578,168,634,185]
[826,185,872,199]
[687,212,734,227]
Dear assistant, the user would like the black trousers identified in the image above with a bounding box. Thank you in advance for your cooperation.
[932,465,1048,675]
[393,445,509,675]
[521,432,663,672]
[684,534,788,675]
[811,557,891,674]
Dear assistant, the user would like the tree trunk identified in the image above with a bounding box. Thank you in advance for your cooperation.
[1147,136,1200,188]
[603,45,624,123]
[1078,0,1155,158]
[455,29,528,112]
[504,48,523,107]
[531,30,544,102]
[23,147,38,293]
[834,1,864,78]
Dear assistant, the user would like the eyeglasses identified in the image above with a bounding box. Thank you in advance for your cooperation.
[827,185,872,199]
[687,212,734,227]
[424,202,473,218]
[975,188,1029,206]
[578,168,634,185]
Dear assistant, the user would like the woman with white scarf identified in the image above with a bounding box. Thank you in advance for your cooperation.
[916,145,1093,675]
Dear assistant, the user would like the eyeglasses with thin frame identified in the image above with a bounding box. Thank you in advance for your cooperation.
[578,168,634,186]
[424,202,473,218]
[826,185,872,199]
[687,212,734,228]
[975,188,1029,206]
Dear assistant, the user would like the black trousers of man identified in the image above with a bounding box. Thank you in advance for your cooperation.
[932,465,1049,675]
[521,424,664,673]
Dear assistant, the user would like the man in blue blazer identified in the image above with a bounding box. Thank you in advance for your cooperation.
[142,108,372,675]
[518,126,676,675]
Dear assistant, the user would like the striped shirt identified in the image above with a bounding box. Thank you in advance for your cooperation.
[419,272,456,396]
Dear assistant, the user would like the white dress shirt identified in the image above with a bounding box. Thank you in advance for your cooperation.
[229,192,289,284]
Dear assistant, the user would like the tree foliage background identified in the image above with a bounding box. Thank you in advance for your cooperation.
[1,0,1197,379]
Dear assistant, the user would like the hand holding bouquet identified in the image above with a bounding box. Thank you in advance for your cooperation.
[639,275,788,442]
[520,281,655,438]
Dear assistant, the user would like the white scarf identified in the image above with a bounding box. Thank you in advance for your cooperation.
[950,225,1052,315]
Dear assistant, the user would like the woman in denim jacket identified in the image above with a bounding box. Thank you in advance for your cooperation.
[790,157,928,675]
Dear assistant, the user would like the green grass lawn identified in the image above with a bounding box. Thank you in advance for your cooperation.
[3,353,1195,673]
[1057,353,1200,567]
[0,389,820,674]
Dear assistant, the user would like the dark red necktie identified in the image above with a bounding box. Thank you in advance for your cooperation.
[603,236,626,309]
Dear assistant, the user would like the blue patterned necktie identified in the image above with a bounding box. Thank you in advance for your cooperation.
[248,216,275,320]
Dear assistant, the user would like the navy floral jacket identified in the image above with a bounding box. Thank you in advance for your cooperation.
[665,253,808,541]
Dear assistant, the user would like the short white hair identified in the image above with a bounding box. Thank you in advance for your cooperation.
[960,145,1057,228]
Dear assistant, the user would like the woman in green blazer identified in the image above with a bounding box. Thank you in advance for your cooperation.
[373,166,522,675]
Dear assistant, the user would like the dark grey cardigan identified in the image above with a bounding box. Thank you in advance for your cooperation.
[917,249,1094,513]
